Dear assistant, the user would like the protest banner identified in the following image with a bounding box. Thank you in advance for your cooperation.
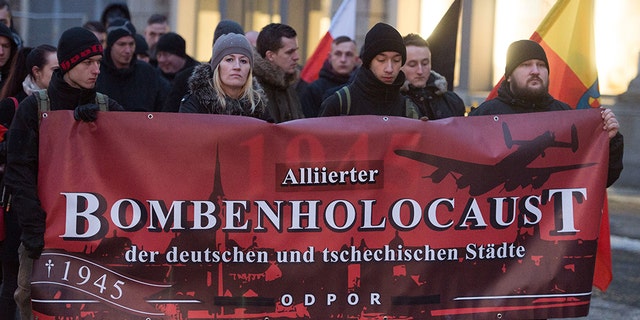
[34,109,608,319]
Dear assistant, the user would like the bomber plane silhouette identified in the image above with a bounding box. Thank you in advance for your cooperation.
[394,123,596,196]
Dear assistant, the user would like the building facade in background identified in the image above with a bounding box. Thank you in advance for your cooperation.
[9,0,640,101]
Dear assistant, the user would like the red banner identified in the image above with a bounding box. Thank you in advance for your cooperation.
[35,109,608,319]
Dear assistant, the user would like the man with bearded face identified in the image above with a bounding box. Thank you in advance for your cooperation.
[470,39,623,188]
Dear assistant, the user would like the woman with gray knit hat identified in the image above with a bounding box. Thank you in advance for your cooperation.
[179,33,270,120]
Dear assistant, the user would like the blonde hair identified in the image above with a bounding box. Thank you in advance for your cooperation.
[212,65,261,114]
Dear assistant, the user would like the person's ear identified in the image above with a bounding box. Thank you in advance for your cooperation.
[32,66,41,81]
[265,50,275,62]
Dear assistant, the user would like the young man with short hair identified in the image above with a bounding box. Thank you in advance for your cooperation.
[5,26,123,319]
[301,36,359,117]
[401,33,465,119]
[253,23,305,122]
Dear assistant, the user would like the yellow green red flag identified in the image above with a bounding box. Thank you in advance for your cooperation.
[533,0,600,109]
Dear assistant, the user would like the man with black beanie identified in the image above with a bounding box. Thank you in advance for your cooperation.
[319,22,419,118]
[96,18,169,112]
[470,39,623,188]
[4,26,123,319]
[155,32,199,83]
[162,19,244,112]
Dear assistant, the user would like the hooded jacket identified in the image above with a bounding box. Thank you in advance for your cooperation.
[301,59,353,117]
[401,70,465,119]
[179,63,270,120]
[252,51,304,123]
[319,66,418,118]
[96,48,170,112]
[470,79,624,188]
[4,69,122,253]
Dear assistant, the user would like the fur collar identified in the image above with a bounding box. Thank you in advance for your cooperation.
[187,63,267,117]
[401,70,448,95]
[252,48,300,89]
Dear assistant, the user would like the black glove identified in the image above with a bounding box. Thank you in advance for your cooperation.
[74,103,100,122]
[23,234,45,259]
[24,242,44,259]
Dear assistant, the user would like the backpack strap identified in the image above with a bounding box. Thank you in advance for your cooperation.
[35,89,50,113]
[95,92,109,111]
[35,90,110,125]
[35,89,50,126]
[336,86,351,115]
[8,97,18,110]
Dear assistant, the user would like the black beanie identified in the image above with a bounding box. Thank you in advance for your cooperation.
[213,20,244,45]
[0,24,15,47]
[360,22,406,69]
[156,32,186,58]
[505,40,549,76]
[57,27,103,74]
[134,34,149,56]
[106,18,136,48]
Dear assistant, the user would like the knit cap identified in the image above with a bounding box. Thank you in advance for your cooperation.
[156,32,186,57]
[213,20,245,45]
[505,40,549,76]
[0,24,15,47]
[106,18,136,48]
[134,33,149,56]
[57,27,103,74]
[360,22,406,68]
[211,33,253,68]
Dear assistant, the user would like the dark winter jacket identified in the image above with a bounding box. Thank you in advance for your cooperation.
[252,51,304,123]
[96,49,170,112]
[162,63,198,113]
[401,70,465,119]
[301,59,353,117]
[470,80,624,187]
[159,55,200,84]
[4,69,122,256]
[179,63,270,120]
[319,66,419,118]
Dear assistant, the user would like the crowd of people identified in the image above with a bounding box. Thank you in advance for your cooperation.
[0,1,624,319]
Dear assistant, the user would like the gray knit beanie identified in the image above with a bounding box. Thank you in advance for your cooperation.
[210,33,253,68]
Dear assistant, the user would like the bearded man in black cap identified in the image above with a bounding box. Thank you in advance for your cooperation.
[4,26,123,319]
[319,22,419,118]
[96,18,169,112]
[470,39,623,188]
